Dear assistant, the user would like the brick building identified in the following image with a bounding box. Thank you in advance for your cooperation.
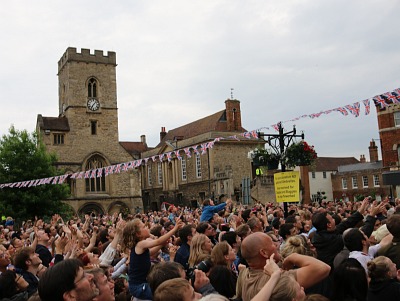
[36,48,145,215]
[140,99,261,211]
[309,157,359,202]
[376,103,400,197]
[331,140,390,201]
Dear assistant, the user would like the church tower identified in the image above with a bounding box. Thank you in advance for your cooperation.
[37,47,143,215]
[57,47,119,145]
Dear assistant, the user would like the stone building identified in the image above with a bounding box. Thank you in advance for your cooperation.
[140,99,261,211]
[36,48,145,215]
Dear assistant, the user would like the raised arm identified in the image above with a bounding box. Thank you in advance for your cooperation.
[136,219,183,253]
[282,253,330,289]
[83,226,98,253]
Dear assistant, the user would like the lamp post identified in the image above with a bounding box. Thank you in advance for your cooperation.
[258,122,305,217]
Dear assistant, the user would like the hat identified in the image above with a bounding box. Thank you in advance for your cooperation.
[5,220,14,226]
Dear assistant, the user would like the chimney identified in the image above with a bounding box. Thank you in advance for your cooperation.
[359,154,366,163]
[140,135,146,144]
[369,140,379,162]
[225,99,242,131]
[160,127,167,142]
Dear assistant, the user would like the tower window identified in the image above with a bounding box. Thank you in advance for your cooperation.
[88,78,97,98]
[85,155,106,192]
[91,121,97,135]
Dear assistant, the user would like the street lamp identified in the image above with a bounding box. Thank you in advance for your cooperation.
[257,122,305,216]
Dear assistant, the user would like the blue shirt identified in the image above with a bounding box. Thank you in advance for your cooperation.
[200,202,227,222]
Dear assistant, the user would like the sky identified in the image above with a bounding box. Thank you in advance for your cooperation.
[1,1,400,160]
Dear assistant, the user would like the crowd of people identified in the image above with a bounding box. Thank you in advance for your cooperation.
[1,195,400,301]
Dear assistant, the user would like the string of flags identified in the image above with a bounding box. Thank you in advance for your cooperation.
[1,87,399,189]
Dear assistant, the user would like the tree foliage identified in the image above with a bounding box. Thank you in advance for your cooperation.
[0,126,71,220]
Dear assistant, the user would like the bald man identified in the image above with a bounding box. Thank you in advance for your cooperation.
[236,232,330,301]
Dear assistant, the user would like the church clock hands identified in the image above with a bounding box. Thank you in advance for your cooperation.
[87,98,100,111]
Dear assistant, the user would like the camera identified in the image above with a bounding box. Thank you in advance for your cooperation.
[186,260,213,284]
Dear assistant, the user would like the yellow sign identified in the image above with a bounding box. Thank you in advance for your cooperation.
[274,171,300,203]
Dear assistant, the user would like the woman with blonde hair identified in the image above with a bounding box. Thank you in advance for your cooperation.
[281,235,315,259]
[188,234,212,268]
[367,256,400,301]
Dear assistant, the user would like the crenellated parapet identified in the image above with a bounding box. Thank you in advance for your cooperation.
[58,47,116,72]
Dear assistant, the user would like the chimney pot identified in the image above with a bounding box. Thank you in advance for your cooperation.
[160,127,167,142]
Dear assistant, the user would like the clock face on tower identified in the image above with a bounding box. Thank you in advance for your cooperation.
[87,98,100,111]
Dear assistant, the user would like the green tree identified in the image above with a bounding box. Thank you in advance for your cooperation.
[0,126,71,220]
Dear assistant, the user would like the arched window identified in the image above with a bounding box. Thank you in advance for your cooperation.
[85,155,106,192]
[88,78,97,98]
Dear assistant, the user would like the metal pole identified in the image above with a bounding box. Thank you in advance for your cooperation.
[278,123,289,217]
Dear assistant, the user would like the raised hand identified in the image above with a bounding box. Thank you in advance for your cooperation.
[263,253,280,276]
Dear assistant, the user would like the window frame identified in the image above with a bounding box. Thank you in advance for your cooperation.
[88,78,97,98]
[53,133,65,145]
[181,158,187,181]
[85,155,106,193]
[395,111,400,127]
[342,178,347,189]
[362,175,368,188]
[148,164,152,186]
[352,176,358,189]
[91,120,97,135]
[373,175,380,187]
[195,153,202,178]
[157,162,163,185]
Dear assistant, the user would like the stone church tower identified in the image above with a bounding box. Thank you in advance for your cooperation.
[37,48,143,215]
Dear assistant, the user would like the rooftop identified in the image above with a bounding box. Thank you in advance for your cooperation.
[315,157,359,172]
[157,109,246,148]
[338,161,383,172]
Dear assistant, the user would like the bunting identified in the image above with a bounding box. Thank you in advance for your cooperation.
[362,99,370,115]
[184,147,192,158]
[345,102,361,117]
[3,87,400,190]
[373,95,389,109]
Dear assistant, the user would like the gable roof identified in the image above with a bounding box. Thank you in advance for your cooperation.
[156,109,246,147]
[37,115,70,131]
[120,142,150,157]
[315,157,359,172]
